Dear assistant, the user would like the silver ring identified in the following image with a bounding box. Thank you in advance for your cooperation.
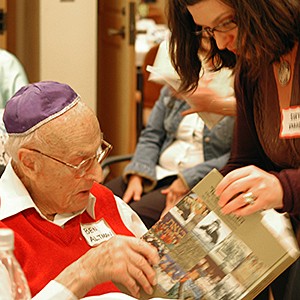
[243,192,257,205]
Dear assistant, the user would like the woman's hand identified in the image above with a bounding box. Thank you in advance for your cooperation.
[181,87,236,116]
[160,178,189,217]
[123,175,144,203]
[181,82,236,116]
[215,165,284,216]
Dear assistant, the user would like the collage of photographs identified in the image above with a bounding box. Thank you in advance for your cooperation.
[142,190,268,300]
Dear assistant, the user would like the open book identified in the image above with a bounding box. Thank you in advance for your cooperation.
[146,41,234,129]
[133,169,299,300]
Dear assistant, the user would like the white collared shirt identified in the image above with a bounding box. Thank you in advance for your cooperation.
[157,113,204,180]
[0,161,148,300]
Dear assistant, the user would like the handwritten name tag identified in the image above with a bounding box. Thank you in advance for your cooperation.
[81,219,115,247]
[280,106,300,138]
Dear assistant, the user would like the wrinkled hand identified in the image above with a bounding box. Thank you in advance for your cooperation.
[123,175,143,203]
[61,235,159,299]
[160,178,189,218]
[215,165,284,216]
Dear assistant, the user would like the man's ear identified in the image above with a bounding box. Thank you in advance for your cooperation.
[18,148,41,179]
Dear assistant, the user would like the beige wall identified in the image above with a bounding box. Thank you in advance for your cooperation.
[8,0,40,84]
[9,0,97,112]
[10,0,166,113]
[39,0,97,112]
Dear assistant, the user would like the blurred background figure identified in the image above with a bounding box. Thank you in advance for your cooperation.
[106,83,235,228]
[0,49,28,175]
[0,49,28,109]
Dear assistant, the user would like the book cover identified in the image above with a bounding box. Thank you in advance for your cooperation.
[136,169,300,300]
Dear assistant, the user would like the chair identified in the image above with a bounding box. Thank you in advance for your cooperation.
[137,43,164,131]
[101,154,133,183]
[102,44,163,183]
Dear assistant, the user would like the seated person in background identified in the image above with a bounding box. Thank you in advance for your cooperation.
[0,49,28,108]
[0,50,28,173]
[0,81,159,299]
[0,108,7,175]
[106,77,235,228]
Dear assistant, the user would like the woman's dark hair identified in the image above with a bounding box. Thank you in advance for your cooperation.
[167,0,300,92]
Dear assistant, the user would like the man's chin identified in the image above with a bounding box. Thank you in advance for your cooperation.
[73,191,91,209]
[78,190,90,197]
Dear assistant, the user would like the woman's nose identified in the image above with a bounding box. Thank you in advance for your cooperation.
[214,30,236,51]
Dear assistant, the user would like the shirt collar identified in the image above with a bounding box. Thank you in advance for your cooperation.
[0,161,96,226]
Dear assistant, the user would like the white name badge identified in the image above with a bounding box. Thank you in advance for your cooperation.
[81,219,115,247]
[280,106,300,139]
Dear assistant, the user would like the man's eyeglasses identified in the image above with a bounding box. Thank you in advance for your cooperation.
[29,139,112,178]
[194,18,237,39]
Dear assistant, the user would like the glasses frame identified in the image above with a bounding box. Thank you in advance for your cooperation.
[194,18,237,39]
[29,139,112,177]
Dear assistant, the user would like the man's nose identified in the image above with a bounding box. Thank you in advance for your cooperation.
[84,162,103,183]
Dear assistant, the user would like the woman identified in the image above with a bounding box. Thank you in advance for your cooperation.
[167,0,300,299]
[106,84,234,229]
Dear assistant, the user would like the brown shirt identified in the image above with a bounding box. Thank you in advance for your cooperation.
[254,45,300,169]
[221,43,300,223]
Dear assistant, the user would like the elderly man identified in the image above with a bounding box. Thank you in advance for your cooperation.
[0,81,159,299]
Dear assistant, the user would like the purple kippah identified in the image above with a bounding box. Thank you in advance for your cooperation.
[3,81,80,135]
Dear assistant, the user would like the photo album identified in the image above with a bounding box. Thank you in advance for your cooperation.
[128,169,300,300]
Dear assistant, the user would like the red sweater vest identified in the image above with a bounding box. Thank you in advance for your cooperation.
[1,183,135,297]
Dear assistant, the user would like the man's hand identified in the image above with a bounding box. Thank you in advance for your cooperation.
[55,236,159,299]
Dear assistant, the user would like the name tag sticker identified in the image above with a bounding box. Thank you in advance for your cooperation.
[81,219,115,247]
[280,106,300,139]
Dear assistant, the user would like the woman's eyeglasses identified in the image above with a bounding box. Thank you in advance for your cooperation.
[194,19,237,39]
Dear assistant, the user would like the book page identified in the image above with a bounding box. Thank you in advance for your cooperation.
[136,169,299,300]
[81,293,168,300]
